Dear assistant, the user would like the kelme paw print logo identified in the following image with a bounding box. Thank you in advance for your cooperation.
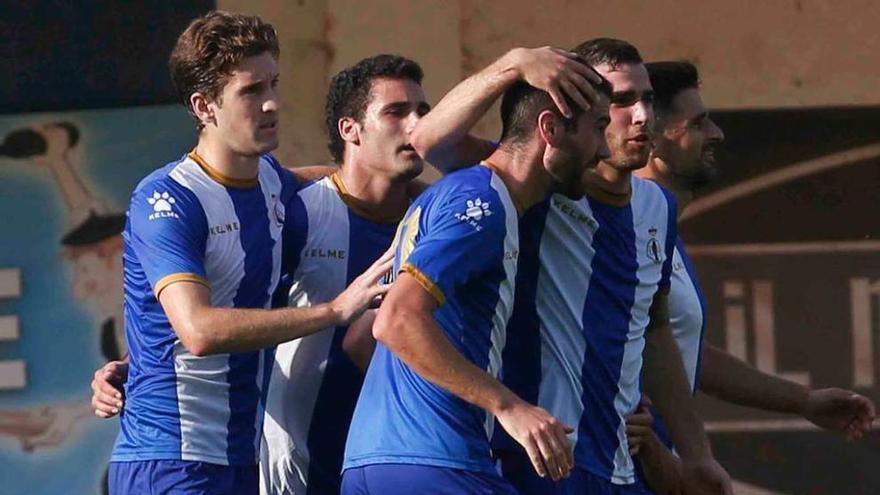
[465,198,492,221]
[147,191,180,220]
[148,191,176,212]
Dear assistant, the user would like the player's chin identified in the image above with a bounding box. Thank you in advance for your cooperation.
[396,155,424,179]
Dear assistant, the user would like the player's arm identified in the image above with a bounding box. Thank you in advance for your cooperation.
[342,309,377,372]
[374,272,574,481]
[699,343,875,439]
[159,248,392,356]
[626,396,684,495]
[411,46,602,172]
[642,289,733,495]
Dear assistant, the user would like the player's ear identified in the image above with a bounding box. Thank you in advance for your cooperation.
[338,117,361,146]
[190,92,215,128]
[537,110,563,148]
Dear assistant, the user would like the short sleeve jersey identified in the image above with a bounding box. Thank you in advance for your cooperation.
[112,152,301,466]
[260,175,398,494]
[499,176,678,485]
[343,165,520,474]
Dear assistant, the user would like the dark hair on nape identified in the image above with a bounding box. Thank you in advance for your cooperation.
[646,61,700,115]
[325,54,424,163]
[169,11,279,130]
[498,65,612,146]
[572,38,643,69]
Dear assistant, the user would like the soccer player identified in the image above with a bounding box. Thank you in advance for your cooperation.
[410,38,733,495]
[106,12,390,495]
[259,54,429,495]
[627,60,876,493]
[341,49,613,494]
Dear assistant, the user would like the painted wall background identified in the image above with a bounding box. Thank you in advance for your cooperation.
[1,1,877,493]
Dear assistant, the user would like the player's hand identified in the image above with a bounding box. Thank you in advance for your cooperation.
[91,360,128,418]
[680,457,733,495]
[625,395,656,456]
[331,248,394,324]
[803,388,875,440]
[495,399,574,481]
[507,46,604,118]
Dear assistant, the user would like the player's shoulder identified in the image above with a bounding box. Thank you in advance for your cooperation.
[631,175,677,214]
[420,165,505,210]
[258,152,299,189]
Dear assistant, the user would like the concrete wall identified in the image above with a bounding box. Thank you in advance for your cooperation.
[218,0,880,161]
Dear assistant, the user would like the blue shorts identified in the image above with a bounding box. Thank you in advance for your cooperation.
[341,464,518,495]
[498,450,654,495]
[108,460,258,495]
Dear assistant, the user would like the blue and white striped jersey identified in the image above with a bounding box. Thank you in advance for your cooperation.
[113,151,300,466]
[343,164,520,475]
[260,174,398,495]
[500,176,677,485]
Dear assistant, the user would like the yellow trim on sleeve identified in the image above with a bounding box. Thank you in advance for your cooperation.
[401,263,446,306]
[154,273,210,298]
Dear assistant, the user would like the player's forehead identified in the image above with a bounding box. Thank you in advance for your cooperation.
[367,77,427,108]
[224,52,279,87]
[595,62,652,96]
[671,88,708,119]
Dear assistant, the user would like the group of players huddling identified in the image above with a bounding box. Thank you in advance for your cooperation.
[89,10,875,495]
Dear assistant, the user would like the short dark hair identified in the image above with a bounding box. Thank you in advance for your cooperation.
[169,11,279,130]
[571,38,643,68]
[325,54,424,163]
[498,64,612,145]
[646,61,700,115]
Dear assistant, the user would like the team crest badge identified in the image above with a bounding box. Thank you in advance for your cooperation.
[646,226,662,263]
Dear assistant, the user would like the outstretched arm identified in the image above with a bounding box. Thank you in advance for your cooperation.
[161,249,393,356]
[411,46,602,172]
[700,343,875,439]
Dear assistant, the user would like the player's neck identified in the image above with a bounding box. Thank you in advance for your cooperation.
[639,156,694,218]
[335,162,410,223]
[592,161,633,196]
[483,147,552,215]
[194,135,261,182]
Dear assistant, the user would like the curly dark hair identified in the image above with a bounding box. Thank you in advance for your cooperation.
[325,54,424,163]
[169,11,279,130]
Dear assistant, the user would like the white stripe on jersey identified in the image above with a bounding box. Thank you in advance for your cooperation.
[535,196,594,447]
[262,177,351,491]
[257,159,285,308]
[669,245,704,391]
[482,173,520,440]
[169,159,247,308]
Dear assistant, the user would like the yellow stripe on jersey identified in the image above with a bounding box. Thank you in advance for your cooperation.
[401,263,446,306]
[154,272,210,297]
